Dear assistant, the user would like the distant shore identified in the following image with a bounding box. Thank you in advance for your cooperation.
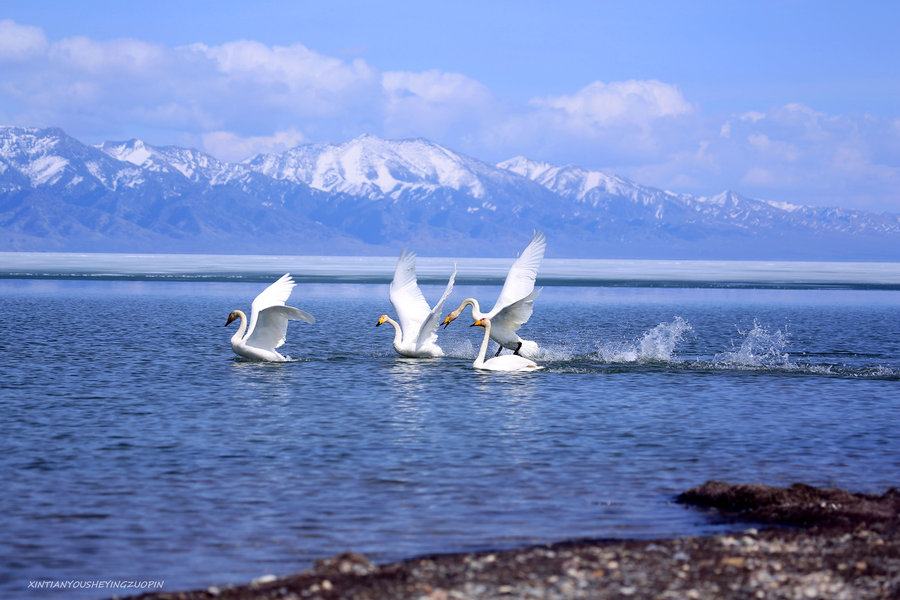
[127,481,899,600]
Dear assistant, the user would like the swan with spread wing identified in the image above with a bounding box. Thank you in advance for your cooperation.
[442,231,546,358]
[225,274,315,362]
[377,250,457,358]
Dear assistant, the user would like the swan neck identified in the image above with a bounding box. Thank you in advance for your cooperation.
[474,319,491,368]
[385,316,403,349]
[231,310,248,344]
[461,297,481,318]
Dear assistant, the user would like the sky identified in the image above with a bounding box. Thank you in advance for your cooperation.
[1,1,899,212]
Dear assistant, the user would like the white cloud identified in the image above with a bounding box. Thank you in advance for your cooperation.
[478,79,699,167]
[531,79,693,127]
[0,19,47,61]
[381,70,495,138]
[739,110,766,123]
[50,36,166,74]
[383,70,491,105]
[747,133,802,162]
[202,128,305,162]
[187,40,376,95]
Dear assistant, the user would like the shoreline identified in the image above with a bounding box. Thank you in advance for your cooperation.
[128,481,899,600]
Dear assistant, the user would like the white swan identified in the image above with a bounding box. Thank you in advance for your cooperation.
[471,318,542,372]
[442,231,546,358]
[225,273,315,361]
[377,250,457,358]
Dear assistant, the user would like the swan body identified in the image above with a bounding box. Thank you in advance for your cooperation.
[443,231,546,358]
[471,318,542,372]
[377,250,457,358]
[225,273,315,361]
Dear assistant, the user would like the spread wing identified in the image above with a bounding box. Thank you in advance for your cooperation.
[390,250,432,346]
[245,305,313,350]
[246,273,296,341]
[416,264,457,348]
[491,288,541,335]
[489,231,546,316]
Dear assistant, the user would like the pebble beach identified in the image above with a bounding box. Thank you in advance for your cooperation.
[127,481,899,600]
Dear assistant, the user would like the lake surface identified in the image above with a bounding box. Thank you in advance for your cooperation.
[1,256,898,598]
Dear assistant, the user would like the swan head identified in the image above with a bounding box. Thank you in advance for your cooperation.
[225,310,242,326]
[471,318,488,328]
[442,310,460,328]
[376,314,389,327]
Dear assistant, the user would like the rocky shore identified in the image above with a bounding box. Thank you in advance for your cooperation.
[129,481,899,600]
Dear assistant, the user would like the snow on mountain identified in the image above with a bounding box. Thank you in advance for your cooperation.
[98,139,242,184]
[2,126,898,258]
[500,155,900,237]
[498,156,639,201]
[245,135,506,199]
[0,126,147,191]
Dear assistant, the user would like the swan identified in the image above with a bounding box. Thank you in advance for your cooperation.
[225,273,315,361]
[471,318,542,372]
[376,250,457,358]
[442,231,546,358]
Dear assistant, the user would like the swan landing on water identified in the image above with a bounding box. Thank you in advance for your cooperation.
[377,249,457,358]
[443,231,546,358]
[225,273,315,362]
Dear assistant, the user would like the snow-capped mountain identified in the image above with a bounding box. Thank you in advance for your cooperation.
[245,135,503,198]
[499,155,900,237]
[1,126,898,259]
[98,139,231,184]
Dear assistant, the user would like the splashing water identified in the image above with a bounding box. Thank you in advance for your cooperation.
[714,320,792,369]
[596,317,693,363]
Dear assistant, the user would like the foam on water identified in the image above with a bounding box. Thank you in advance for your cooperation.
[714,319,791,369]
[583,316,898,379]
[596,317,693,364]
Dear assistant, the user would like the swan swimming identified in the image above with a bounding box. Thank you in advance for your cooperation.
[471,318,542,372]
[225,273,315,362]
[377,250,457,358]
[442,231,546,358]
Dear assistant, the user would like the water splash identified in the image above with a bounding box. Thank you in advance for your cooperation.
[596,317,693,363]
[444,338,477,359]
[714,320,791,369]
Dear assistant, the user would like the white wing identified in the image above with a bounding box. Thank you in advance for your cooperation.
[491,288,541,335]
[489,231,546,317]
[389,250,432,345]
[416,264,457,348]
[244,306,293,350]
[246,273,295,340]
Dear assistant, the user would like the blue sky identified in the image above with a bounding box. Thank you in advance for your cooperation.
[1,1,898,212]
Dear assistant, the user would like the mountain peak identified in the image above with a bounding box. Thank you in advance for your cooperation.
[245,134,491,198]
[497,156,556,180]
[499,155,637,200]
[99,139,152,167]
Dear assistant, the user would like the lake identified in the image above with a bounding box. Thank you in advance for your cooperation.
[1,255,898,598]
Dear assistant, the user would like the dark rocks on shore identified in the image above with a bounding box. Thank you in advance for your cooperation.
[127,481,899,600]
[676,480,900,530]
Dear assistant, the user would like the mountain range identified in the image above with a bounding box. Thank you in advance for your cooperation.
[1,126,898,259]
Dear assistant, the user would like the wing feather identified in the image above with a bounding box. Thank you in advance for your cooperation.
[389,250,431,345]
[491,288,541,334]
[489,231,546,316]
[247,273,295,340]
[416,264,457,348]
[246,306,314,350]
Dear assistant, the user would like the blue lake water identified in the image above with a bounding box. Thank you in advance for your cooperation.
[1,256,899,598]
